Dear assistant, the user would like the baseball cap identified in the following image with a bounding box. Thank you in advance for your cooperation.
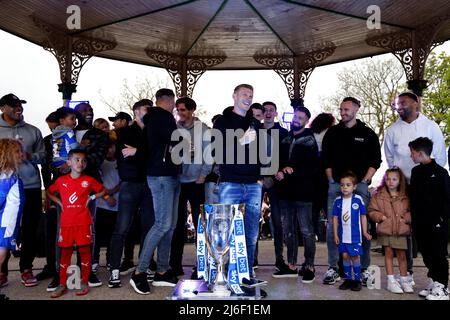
[0,93,27,107]
[108,111,132,122]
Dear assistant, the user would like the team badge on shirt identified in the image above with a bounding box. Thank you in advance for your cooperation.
[81,181,89,188]
[352,203,359,210]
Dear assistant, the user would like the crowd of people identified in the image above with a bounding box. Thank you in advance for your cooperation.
[0,86,449,300]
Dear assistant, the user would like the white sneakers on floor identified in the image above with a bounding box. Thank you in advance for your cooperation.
[425,282,449,301]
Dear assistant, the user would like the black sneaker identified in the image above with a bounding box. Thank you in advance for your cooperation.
[323,268,341,285]
[36,266,55,281]
[119,260,135,275]
[88,272,103,287]
[130,271,150,294]
[146,269,155,282]
[339,279,354,290]
[301,267,315,283]
[108,269,121,288]
[46,274,60,292]
[153,271,178,287]
[351,280,362,291]
[272,266,298,278]
[297,263,306,277]
[275,260,288,271]
[190,267,198,280]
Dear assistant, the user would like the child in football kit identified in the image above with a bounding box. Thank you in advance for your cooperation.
[47,148,104,298]
[333,171,372,292]
[0,139,25,297]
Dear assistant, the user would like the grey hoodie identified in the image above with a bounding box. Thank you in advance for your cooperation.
[0,115,45,189]
[177,117,213,183]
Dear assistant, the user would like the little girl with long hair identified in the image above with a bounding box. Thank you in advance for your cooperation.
[368,167,413,294]
[0,139,25,292]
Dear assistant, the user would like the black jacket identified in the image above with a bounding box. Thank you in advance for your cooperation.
[321,120,381,182]
[410,159,450,230]
[115,122,147,183]
[143,106,180,177]
[213,107,261,184]
[277,128,319,201]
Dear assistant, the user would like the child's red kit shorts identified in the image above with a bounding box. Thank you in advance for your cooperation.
[58,225,92,248]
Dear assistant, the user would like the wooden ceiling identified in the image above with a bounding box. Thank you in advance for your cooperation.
[1,0,449,69]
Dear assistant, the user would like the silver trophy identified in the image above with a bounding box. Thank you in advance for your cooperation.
[200,204,243,296]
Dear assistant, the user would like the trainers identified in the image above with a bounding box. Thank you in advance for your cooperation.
[46,274,60,292]
[108,269,121,288]
[35,266,55,281]
[130,271,150,294]
[419,278,435,298]
[407,272,415,286]
[50,284,67,298]
[0,274,8,288]
[297,263,306,277]
[190,267,198,280]
[153,270,178,287]
[88,272,103,287]
[339,279,354,290]
[301,267,315,283]
[21,270,38,287]
[401,278,414,294]
[91,263,99,274]
[361,269,370,286]
[387,279,404,294]
[351,280,362,291]
[119,260,135,275]
[75,283,90,296]
[426,282,449,301]
[275,260,288,272]
[272,266,298,278]
[323,268,341,285]
[146,269,155,282]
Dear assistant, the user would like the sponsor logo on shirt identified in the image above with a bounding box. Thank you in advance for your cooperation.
[354,137,365,142]
[343,210,350,223]
[69,192,78,204]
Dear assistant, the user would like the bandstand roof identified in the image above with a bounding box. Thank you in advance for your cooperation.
[1,0,449,70]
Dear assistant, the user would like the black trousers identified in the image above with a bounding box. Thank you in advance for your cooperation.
[169,182,204,271]
[415,220,449,287]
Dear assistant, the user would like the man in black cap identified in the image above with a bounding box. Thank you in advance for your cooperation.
[0,93,46,287]
[108,112,132,130]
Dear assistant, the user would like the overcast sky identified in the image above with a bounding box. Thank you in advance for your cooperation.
[0,30,448,183]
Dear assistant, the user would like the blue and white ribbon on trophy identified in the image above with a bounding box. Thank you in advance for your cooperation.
[196,216,208,281]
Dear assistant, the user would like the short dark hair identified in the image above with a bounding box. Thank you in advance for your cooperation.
[408,137,433,156]
[211,114,222,124]
[155,88,175,100]
[398,91,419,103]
[68,148,87,159]
[310,113,336,134]
[262,101,277,111]
[233,84,253,93]
[45,111,59,123]
[342,97,361,108]
[55,107,77,120]
[176,97,197,111]
[133,99,153,110]
[250,102,264,113]
[295,106,311,119]
[340,171,358,185]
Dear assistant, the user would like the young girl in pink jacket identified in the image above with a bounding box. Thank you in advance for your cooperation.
[368,167,413,294]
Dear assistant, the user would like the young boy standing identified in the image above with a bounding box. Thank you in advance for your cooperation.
[47,149,105,298]
[333,171,372,291]
[409,137,450,300]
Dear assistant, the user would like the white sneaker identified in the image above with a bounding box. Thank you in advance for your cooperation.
[407,272,415,286]
[419,278,435,298]
[401,279,414,293]
[387,279,404,294]
[426,282,449,300]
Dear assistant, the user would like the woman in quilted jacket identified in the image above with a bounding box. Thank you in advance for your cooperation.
[368,167,413,294]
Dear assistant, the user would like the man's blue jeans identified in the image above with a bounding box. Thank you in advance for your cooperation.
[137,176,180,274]
[326,182,371,270]
[280,200,316,267]
[219,182,262,278]
[109,181,155,270]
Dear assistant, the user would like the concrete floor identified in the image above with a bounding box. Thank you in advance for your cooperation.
[1,240,447,300]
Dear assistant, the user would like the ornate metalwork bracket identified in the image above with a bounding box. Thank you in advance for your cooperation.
[32,16,116,99]
[145,48,226,97]
[254,44,336,99]
[366,14,448,95]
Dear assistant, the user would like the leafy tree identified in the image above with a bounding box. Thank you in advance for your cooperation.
[422,51,450,144]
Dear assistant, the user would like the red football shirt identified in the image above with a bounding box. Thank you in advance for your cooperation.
[48,174,104,227]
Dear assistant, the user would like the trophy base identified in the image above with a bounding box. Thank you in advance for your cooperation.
[168,279,265,300]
